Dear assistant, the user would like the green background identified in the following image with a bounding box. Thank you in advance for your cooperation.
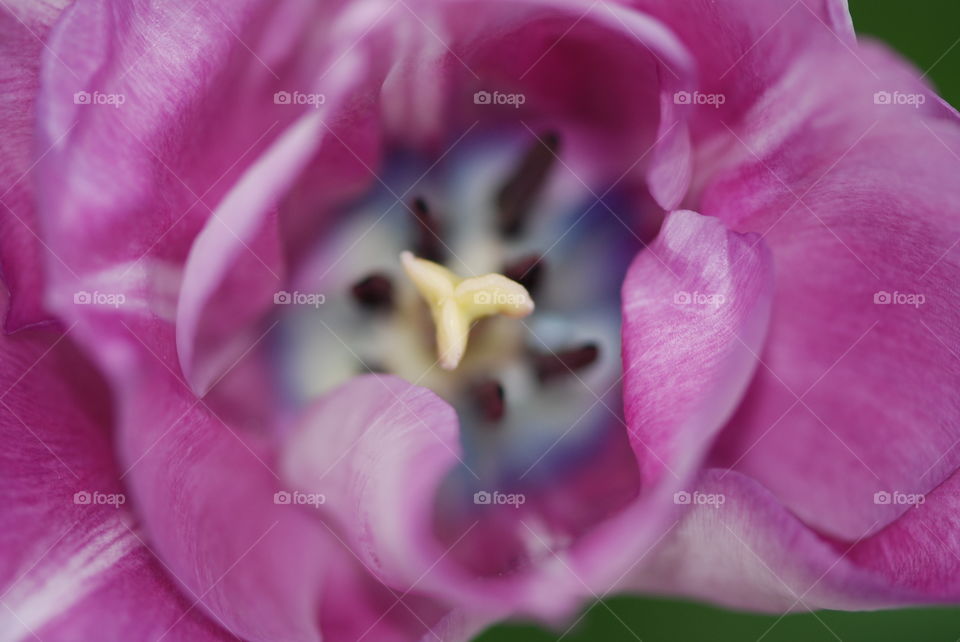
[477,1,960,640]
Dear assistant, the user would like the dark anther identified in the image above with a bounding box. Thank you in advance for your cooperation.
[496,132,560,238]
[503,254,544,295]
[351,272,394,310]
[533,343,599,382]
[472,379,505,422]
[360,361,388,374]
[410,196,445,263]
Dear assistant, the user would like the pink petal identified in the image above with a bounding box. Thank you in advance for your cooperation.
[281,374,583,616]
[632,466,960,609]
[281,375,460,594]
[385,0,861,212]
[377,0,698,209]
[176,47,388,395]
[560,208,774,588]
[698,38,960,542]
[33,0,337,321]
[628,469,907,611]
[620,210,774,489]
[0,0,70,330]
[112,359,336,642]
[280,376,515,607]
[0,297,228,640]
[0,293,453,640]
[627,0,859,133]
[846,466,960,600]
[32,550,234,642]
[112,351,461,640]
[176,112,314,395]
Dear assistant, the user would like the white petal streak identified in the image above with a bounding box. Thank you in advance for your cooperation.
[1,517,140,641]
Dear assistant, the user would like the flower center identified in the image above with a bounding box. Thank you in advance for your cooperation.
[264,126,648,577]
[276,128,635,480]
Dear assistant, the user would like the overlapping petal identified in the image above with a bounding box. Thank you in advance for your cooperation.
[630,10,960,610]
[628,466,960,611]
[628,469,905,611]
[281,375,533,617]
[699,41,960,542]
[563,208,773,589]
[0,294,230,641]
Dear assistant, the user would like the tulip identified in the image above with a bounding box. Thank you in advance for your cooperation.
[2,0,959,640]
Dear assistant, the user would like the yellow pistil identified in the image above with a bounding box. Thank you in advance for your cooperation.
[400,251,535,370]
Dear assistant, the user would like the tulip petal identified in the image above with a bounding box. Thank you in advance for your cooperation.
[33,0,352,329]
[628,469,906,611]
[698,39,960,542]
[116,368,329,641]
[0,298,229,641]
[175,112,314,395]
[620,210,774,489]
[622,0,863,144]
[631,466,960,610]
[0,297,457,641]
[281,375,467,597]
[281,374,585,617]
[556,208,774,588]
[0,0,70,330]
[373,0,698,209]
[112,350,464,640]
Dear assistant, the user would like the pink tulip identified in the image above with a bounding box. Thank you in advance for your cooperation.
[2,0,959,640]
